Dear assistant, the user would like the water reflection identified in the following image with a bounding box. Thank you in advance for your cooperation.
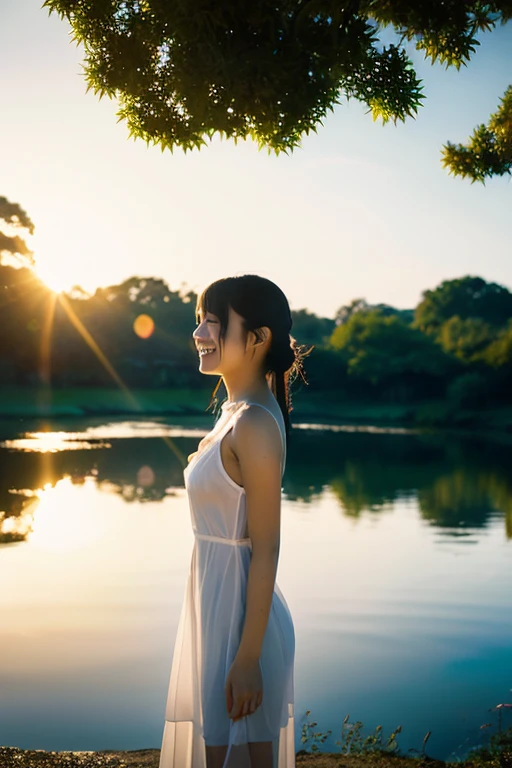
[1,418,511,759]
[1,420,512,545]
[1,434,111,453]
[0,492,38,542]
[29,477,109,552]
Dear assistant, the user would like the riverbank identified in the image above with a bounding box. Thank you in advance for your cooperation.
[1,387,512,433]
[0,746,491,768]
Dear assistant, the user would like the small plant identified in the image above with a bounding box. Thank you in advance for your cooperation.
[451,700,512,768]
[335,713,404,756]
[408,730,432,758]
[299,709,332,754]
[297,697,512,765]
[461,730,512,768]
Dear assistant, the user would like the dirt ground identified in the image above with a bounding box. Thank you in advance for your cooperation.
[0,746,460,768]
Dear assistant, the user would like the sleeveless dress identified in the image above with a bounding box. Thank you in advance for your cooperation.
[158,400,296,768]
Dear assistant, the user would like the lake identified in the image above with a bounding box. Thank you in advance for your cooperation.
[1,414,511,762]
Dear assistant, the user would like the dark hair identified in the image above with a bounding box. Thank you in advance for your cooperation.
[196,274,313,441]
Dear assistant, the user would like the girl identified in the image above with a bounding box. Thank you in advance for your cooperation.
[159,275,310,768]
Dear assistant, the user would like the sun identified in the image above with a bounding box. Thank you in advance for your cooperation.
[35,263,76,294]
[25,235,74,293]
[30,231,101,295]
[32,251,75,293]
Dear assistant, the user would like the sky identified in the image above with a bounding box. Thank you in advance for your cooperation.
[1,1,511,319]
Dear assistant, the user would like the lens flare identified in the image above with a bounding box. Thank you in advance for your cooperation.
[133,314,155,339]
[137,465,155,487]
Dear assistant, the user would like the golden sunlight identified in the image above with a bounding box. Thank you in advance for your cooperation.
[1,432,110,453]
[35,262,74,293]
[29,234,74,293]
[29,217,126,296]
[28,477,106,552]
[30,229,105,294]
[0,497,39,540]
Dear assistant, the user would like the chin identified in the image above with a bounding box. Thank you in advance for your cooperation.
[199,363,220,375]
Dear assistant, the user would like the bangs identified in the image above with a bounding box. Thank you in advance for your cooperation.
[196,278,232,327]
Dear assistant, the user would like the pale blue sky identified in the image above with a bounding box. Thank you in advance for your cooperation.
[1,1,511,318]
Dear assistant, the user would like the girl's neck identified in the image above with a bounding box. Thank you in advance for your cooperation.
[223,373,271,405]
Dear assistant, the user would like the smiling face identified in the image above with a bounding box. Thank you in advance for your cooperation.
[193,305,249,376]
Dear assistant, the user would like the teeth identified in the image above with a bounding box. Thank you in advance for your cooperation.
[199,348,215,356]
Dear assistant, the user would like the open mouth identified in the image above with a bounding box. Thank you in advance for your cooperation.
[198,346,216,357]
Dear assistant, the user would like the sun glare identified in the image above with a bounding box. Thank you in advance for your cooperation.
[35,263,75,294]
[28,477,106,552]
[29,231,104,295]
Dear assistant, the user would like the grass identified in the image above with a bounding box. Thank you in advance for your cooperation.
[0,387,213,417]
[295,707,512,768]
[1,387,512,434]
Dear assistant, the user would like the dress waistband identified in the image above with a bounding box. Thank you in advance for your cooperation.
[195,532,252,547]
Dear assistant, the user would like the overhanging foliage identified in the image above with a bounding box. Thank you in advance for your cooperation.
[43,1,512,180]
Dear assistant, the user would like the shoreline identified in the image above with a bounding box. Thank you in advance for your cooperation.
[0,746,486,768]
[1,387,512,435]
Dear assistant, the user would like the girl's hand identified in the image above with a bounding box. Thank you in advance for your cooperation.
[224,656,263,722]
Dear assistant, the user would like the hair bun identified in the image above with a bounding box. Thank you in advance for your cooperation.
[270,334,310,376]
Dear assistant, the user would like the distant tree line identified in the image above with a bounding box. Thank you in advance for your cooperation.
[1,263,512,409]
[1,195,511,406]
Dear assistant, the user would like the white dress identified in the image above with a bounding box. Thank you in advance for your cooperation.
[158,400,296,768]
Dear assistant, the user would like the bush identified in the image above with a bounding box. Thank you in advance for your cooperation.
[447,372,488,409]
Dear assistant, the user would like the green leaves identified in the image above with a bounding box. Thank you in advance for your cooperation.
[441,85,512,183]
[341,43,424,124]
[43,0,511,176]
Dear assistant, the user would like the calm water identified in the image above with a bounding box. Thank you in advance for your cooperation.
[1,415,511,761]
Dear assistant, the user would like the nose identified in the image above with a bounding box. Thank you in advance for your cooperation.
[193,319,210,341]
